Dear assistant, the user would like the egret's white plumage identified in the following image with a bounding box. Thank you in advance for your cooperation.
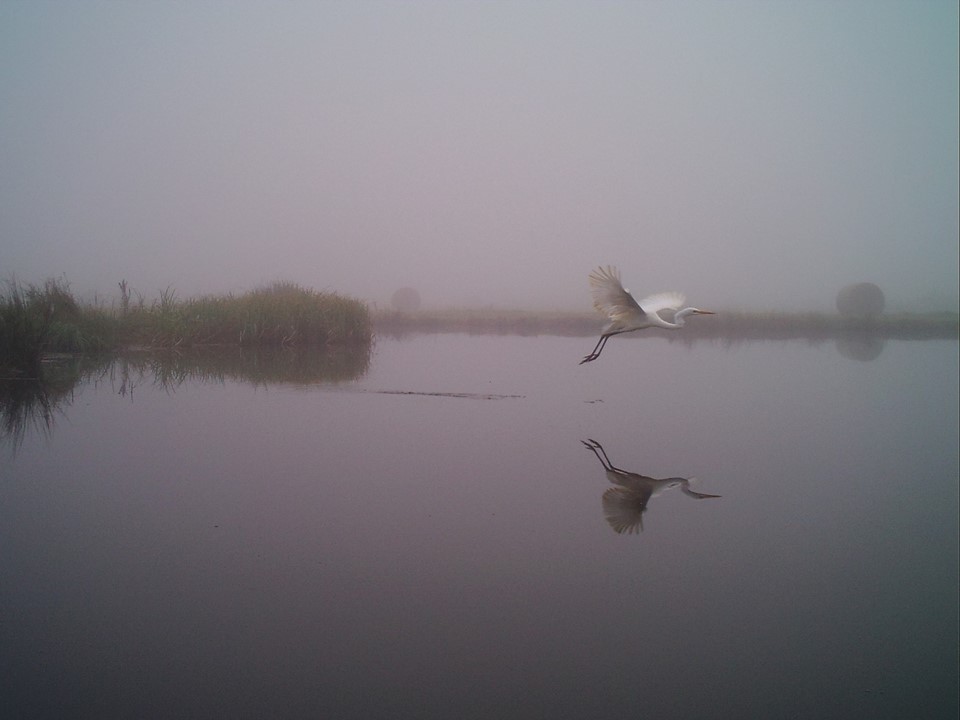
[582,439,721,534]
[580,265,715,364]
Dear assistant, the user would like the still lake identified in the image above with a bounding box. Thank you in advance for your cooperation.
[1,334,957,719]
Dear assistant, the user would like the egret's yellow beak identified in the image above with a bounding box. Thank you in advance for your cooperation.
[694,310,716,315]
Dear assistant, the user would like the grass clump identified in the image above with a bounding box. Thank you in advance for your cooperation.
[0,280,48,373]
[2,277,118,374]
[2,278,372,375]
[124,282,371,348]
[232,282,371,347]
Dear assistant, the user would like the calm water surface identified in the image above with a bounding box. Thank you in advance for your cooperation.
[1,336,958,719]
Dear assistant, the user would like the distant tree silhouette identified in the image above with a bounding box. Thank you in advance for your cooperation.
[836,283,885,318]
[391,287,421,313]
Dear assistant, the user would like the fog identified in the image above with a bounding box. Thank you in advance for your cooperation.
[1,0,957,312]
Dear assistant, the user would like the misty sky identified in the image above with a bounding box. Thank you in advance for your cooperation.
[1,0,957,311]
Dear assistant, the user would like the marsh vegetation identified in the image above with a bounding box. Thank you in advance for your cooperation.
[1,279,372,376]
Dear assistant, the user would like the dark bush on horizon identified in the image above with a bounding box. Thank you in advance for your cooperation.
[836,283,885,318]
[391,287,421,313]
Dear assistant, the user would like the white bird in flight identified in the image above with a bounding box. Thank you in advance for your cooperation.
[580,265,715,364]
[582,439,721,534]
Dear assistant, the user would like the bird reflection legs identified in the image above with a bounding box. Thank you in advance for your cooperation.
[581,438,620,472]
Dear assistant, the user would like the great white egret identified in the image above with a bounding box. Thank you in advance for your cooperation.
[582,439,720,534]
[580,265,715,364]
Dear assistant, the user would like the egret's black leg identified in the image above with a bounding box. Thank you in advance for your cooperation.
[580,334,610,364]
[580,335,603,365]
[597,335,609,356]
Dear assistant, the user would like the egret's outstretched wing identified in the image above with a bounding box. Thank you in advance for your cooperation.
[589,266,643,322]
[601,487,648,534]
[637,291,686,316]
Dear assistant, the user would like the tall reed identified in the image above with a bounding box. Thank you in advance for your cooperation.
[0,280,48,373]
[1,277,122,374]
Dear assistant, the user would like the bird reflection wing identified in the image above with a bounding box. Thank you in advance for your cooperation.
[637,291,686,316]
[589,266,643,322]
[602,487,647,534]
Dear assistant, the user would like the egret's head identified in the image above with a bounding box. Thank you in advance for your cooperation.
[673,307,716,325]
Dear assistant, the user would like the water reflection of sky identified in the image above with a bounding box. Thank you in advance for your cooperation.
[1,337,957,719]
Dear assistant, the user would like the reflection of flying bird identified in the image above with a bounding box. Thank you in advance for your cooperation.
[582,439,721,534]
[580,266,715,364]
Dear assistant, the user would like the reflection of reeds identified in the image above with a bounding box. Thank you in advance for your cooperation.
[0,355,109,450]
[109,344,373,392]
[374,308,959,340]
[1,345,372,447]
[0,378,56,449]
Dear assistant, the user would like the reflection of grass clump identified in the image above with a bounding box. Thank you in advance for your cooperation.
[116,345,373,390]
[0,355,110,450]
[1,346,370,449]
[0,377,57,448]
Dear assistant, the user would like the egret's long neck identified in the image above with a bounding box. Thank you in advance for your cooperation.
[670,307,698,327]
[652,312,687,329]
